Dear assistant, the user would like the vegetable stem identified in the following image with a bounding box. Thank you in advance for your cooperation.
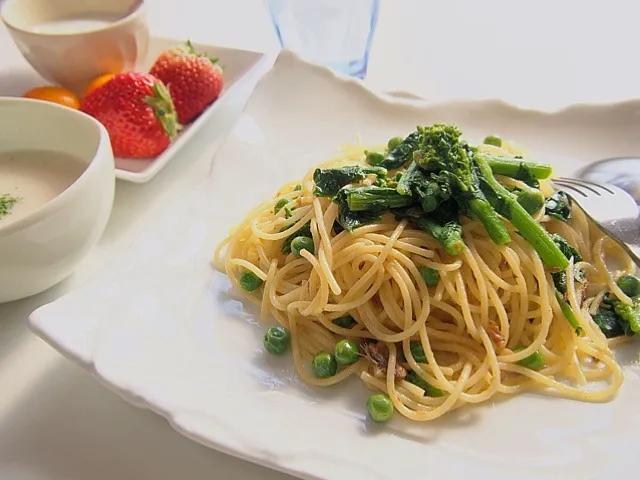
[474,153,569,269]
[477,152,553,179]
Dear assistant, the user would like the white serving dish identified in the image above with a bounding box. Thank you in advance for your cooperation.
[0,97,114,303]
[30,51,640,480]
[113,36,268,183]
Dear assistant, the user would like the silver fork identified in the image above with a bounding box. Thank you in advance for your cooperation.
[552,177,640,268]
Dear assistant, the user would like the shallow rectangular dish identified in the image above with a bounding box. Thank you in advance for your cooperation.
[30,51,640,480]
[114,36,267,183]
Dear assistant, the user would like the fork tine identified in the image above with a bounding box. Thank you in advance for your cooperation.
[553,181,588,197]
[553,178,604,196]
[555,177,615,195]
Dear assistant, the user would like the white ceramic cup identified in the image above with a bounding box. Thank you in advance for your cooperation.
[0,98,115,303]
[1,0,149,94]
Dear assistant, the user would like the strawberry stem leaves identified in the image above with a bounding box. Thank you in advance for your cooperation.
[145,82,181,138]
[183,39,219,64]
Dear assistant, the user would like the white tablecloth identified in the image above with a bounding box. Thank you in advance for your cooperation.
[1,0,640,478]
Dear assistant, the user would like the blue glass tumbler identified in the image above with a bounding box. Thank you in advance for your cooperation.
[266,0,380,79]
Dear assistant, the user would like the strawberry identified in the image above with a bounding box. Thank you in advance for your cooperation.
[81,72,178,159]
[149,40,224,124]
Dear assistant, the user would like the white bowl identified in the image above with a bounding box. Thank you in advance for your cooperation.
[0,0,149,94]
[0,97,115,303]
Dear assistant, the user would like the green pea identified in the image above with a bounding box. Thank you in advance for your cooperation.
[263,326,291,355]
[406,371,445,397]
[483,135,502,147]
[365,150,385,166]
[617,274,640,298]
[419,267,439,287]
[291,236,314,257]
[239,270,263,292]
[333,315,357,329]
[409,341,427,363]
[334,339,360,365]
[387,136,404,151]
[312,352,337,378]
[294,184,302,191]
[514,346,544,370]
[274,198,288,214]
[366,392,394,423]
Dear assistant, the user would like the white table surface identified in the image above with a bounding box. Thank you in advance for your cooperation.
[2,0,640,478]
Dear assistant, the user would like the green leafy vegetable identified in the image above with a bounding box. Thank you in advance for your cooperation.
[419,267,439,287]
[555,291,582,334]
[550,234,581,263]
[613,298,640,334]
[475,152,553,181]
[0,193,20,219]
[409,341,427,363]
[414,124,511,246]
[592,306,625,338]
[313,165,387,197]
[335,188,382,232]
[473,151,568,269]
[405,371,445,397]
[514,346,544,370]
[367,131,421,170]
[274,198,288,214]
[396,161,451,212]
[549,234,584,295]
[545,191,572,222]
[617,275,640,298]
[396,205,465,256]
[333,315,356,328]
[344,186,414,212]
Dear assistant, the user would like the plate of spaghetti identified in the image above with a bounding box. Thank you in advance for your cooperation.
[215,123,639,424]
[30,51,640,480]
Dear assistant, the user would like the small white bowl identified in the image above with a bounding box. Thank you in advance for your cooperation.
[1,0,149,94]
[0,98,115,303]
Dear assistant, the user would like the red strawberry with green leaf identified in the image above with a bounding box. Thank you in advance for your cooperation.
[149,40,224,124]
[81,72,179,158]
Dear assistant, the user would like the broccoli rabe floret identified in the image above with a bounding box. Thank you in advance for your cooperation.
[613,298,640,334]
[396,162,451,213]
[395,204,465,256]
[413,124,511,246]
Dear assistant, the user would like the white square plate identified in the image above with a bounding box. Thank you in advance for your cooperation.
[30,51,640,480]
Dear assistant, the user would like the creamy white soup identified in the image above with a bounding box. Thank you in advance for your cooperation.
[31,14,122,34]
[0,150,87,227]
